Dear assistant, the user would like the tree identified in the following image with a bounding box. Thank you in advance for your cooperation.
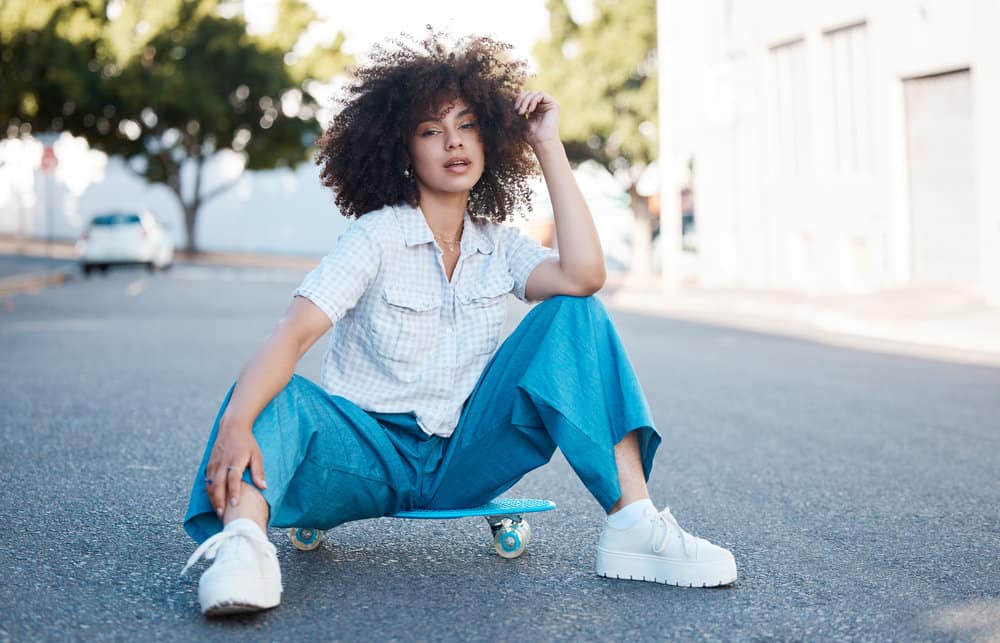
[531,0,658,273]
[0,2,107,138]
[0,0,352,252]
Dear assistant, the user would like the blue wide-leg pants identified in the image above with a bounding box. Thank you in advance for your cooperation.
[183,295,661,544]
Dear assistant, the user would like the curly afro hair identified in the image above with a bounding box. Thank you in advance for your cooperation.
[315,30,538,222]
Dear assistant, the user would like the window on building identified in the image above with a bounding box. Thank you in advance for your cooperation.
[825,22,871,174]
[769,39,810,174]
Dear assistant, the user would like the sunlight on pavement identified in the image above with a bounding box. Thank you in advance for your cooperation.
[928,599,1000,642]
[170,265,305,284]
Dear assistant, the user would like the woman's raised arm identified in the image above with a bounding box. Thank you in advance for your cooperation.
[517,91,607,301]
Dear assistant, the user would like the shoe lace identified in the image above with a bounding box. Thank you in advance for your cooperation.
[180,528,270,576]
[651,508,697,557]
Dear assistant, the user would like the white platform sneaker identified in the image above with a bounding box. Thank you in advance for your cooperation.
[596,507,737,587]
[181,520,283,616]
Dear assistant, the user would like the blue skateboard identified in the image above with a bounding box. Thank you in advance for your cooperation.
[288,498,556,558]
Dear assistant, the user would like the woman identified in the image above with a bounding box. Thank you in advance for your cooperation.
[181,32,737,616]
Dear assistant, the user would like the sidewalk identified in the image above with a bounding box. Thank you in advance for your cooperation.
[0,236,320,296]
[606,275,1000,367]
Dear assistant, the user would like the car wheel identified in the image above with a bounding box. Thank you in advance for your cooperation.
[82,264,92,277]
[98,264,109,274]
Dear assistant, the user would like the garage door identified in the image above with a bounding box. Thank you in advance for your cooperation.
[903,69,978,285]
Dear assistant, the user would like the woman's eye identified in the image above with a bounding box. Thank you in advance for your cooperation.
[460,121,478,129]
[420,129,440,137]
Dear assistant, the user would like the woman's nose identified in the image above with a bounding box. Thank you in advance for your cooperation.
[446,130,464,149]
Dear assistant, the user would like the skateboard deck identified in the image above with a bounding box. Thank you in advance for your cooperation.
[288,497,555,558]
[392,497,555,519]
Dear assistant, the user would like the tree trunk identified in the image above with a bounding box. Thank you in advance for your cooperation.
[175,155,244,254]
[179,155,206,254]
[185,156,206,253]
[183,204,198,254]
[163,161,199,254]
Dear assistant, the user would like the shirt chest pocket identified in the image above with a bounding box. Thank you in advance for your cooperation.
[369,286,441,377]
[457,273,514,356]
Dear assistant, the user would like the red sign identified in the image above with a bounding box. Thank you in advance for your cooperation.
[41,146,58,173]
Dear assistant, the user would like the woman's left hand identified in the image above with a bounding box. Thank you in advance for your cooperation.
[516,91,560,149]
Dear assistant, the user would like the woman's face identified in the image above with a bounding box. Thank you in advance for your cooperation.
[408,97,485,199]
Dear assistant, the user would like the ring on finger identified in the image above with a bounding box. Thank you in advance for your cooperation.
[226,465,239,472]
[204,478,214,485]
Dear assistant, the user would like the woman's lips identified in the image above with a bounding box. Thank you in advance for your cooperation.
[444,160,471,174]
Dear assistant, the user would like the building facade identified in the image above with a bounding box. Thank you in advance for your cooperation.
[657,0,1000,304]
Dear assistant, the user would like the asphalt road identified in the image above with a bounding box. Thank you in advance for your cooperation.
[0,254,76,280]
[1,264,998,641]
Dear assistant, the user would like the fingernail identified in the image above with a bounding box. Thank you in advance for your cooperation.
[260,480,268,489]
[229,497,238,507]
[215,506,223,517]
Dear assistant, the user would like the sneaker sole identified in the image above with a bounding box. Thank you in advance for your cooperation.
[595,548,737,588]
[204,600,279,617]
[199,575,282,616]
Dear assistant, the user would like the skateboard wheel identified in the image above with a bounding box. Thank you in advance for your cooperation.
[493,525,526,558]
[289,527,324,551]
[519,520,532,546]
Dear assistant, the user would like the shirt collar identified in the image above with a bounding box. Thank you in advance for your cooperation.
[394,203,495,255]
[460,212,495,255]
[394,203,434,247]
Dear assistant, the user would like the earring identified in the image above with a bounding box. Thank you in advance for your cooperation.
[403,166,412,179]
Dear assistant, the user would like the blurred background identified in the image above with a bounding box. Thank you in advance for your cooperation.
[5,6,1000,640]
[657,0,1000,307]
[2,0,999,306]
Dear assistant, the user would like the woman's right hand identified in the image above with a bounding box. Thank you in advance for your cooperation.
[200,298,331,517]
[205,422,268,517]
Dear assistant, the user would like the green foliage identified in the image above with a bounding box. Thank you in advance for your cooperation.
[531,0,658,181]
[288,32,352,86]
[0,0,352,251]
[0,1,105,136]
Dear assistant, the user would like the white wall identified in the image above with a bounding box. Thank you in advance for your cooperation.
[0,134,349,256]
[658,0,1000,302]
[0,134,637,268]
[972,0,1000,305]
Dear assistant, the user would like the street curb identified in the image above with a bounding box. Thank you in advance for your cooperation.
[0,270,71,298]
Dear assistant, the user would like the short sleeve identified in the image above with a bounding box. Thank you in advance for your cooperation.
[500,224,557,302]
[294,222,380,323]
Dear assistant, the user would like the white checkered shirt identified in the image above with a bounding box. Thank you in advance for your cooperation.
[294,203,556,437]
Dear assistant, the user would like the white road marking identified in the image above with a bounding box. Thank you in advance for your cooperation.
[127,279,148,296]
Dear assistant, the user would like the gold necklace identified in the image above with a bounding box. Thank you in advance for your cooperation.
[432,228,463,253]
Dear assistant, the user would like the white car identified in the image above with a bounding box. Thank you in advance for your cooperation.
[78,211,175,275]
